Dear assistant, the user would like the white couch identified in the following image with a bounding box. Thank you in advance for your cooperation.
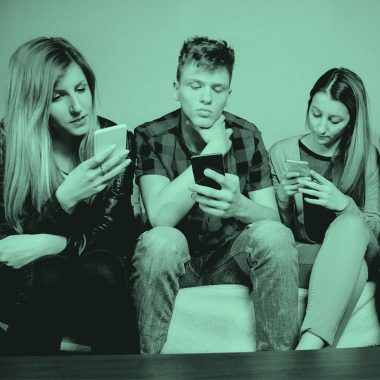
[161,282,380,353]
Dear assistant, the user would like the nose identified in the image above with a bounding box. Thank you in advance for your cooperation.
[69,95,82,114]
[200,87,212,104]
[315,117,328,135]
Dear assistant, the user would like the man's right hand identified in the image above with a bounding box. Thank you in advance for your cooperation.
[198,114,233,155]
[56,145,131,213]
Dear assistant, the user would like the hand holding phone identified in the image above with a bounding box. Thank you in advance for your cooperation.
[277,159,310,202]
[191,153,225,190]
[94,124,128,155]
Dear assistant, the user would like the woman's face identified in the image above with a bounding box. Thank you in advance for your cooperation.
[49,62,93,140]
[307,91,351,148]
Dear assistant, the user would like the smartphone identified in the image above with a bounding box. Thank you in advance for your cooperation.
[285,159,311,177]
[191,153,225,190]
[94,124,128,155]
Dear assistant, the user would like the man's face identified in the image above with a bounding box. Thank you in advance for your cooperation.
[174,63,231,129]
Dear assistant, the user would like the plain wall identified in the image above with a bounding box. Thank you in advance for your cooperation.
[1,0,380,149]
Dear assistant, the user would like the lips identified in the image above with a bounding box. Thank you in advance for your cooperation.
[197,109,212,117]
[316,135,329,139]
[70,115,87,124]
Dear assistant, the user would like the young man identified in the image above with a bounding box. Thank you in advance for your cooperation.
[132,36,299,354]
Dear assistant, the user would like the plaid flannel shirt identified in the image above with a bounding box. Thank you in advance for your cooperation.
[135,108,272,256]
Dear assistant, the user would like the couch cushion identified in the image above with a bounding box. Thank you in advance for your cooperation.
[162,283,379,354]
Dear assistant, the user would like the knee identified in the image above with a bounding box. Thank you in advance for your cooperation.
[245,220,297,263]
[328,214,368,238]
[133,227,189,273]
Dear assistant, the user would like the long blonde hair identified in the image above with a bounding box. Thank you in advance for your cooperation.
[306,68,370,207]
[3,37,98,232]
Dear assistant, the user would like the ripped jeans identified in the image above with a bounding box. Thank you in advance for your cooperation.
[131,220,299,354]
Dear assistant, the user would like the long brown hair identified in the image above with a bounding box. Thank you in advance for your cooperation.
[4,37,98,232]
[306,68,370,207]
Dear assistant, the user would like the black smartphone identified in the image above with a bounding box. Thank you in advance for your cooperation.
[191,153,225,190]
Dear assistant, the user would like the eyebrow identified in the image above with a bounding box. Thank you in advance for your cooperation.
[186,79,228,87]
[53,80,87,91]
[311,106,345,118]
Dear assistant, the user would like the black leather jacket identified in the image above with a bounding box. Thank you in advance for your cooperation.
[0,117,138,258]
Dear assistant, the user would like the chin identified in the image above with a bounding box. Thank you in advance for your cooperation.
[192,118,215,130]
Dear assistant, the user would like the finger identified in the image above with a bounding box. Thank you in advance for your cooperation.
[198,203,224,218]
[189,183,220,199]
[303,197,325,206]
[101,149,129,173]
[310,170,330,184]
[226,128,233,138]
[88,144,117,168]
[284,184,300,192]
[298,188,320,197]
[102,159,131,183]
[194,193,229,210]
[297,178,322,191]
[204,169,227,187]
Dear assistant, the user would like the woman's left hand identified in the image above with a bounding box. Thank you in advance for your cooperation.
[189,170,245,219]
[0,234,67,269]
[297,170,349,212]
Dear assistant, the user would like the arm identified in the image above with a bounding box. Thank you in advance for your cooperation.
[298,146,380,237]
[335,147,380,237]
[0,234,67,269]
[137,115,232,228]
[268,145,298,229]
[190,171,279,223]
[139,169,196,227]
[24,132,135,253]
[189,127,280,223]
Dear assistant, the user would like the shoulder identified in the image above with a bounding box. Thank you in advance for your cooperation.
[269,135,302,156]
[134,109,181,140]
[224,111,261,136]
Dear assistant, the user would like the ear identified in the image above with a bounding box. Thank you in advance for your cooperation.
[173,80,180,101]
[225,88,232,107]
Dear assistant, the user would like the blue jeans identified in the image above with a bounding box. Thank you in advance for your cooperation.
[131,220,299,354]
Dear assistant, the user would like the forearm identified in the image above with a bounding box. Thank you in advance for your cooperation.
[235,194,280,224]
[336,195,380,237]
[147,167,196,227]
[38,234,68,255]
[276,198,297,229]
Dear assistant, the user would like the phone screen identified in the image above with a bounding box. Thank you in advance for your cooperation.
[191,153,225,189]
[285,159,311,177]
[94,124,128,155]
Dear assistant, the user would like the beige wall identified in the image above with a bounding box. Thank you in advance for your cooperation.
[1,0,380,149]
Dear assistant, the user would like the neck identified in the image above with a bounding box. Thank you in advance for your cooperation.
[180,111,206,154]
[302,133,340,157]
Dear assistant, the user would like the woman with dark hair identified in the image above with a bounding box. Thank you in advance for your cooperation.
[270,68,380,350]
[0,37,139,354]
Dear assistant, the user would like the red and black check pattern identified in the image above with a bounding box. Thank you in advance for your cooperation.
[135,108,271,256]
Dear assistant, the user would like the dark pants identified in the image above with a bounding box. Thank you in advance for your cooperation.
[0,249,139,355]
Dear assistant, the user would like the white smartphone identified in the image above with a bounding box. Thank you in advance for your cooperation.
[94,124,128,155]
[285,159,311,177]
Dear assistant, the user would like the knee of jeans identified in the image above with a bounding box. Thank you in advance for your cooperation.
[327,214,368,239]
[246,220,297,260]
[133,226,189,272]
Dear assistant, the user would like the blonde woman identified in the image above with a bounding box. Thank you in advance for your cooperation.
[270,68,380,350]
[0,37,139,354]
